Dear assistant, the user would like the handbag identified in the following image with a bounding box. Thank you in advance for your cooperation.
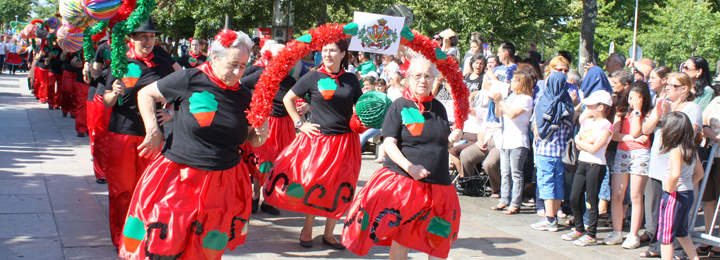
[562,122,580,166]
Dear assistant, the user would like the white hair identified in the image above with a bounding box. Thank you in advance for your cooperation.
[407,55,439,78]
[259,40,284,57]
[210,30,253,60]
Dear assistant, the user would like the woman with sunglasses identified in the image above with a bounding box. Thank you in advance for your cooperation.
[683,57,714,110]
[638,72,702,258]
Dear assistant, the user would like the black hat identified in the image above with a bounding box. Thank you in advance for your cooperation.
[133,18,162,34]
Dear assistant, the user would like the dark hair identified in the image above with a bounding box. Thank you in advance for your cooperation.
[469,54,486,73]
[521,58,542,80]
[600,103,616,123]
[558,51,573,64]
[628,81,652,115]
[499,42,515,57]
[610,53,626,65]
[362,76,376,85]
[449,35,458,47]
[610,70,633,86]
[375,78,387,86]
[333,38,349,69]
[527,50,542,63]
[513,55,522,64]
[660,112,698,164]
[470,40,479,46]
[688,56,712,97]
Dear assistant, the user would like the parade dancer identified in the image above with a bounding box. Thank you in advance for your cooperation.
[342,57,463,260]
[240,40,296,215]
[100,19,175,250]
[262,38,363,249]
[118,29,266,260]
[177,38,207,69]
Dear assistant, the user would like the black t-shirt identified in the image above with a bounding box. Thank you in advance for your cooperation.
[382,98,452,185]
[63,52,78,73]
[153,46,177,66]
[101,56,174,136]
[290,71,362,135]
[35,46,50,70]
[87,84,97,101]
[157,69,252,171]
[241,65,296,118]
[464,73,483,93]
[177,53,207,69]
[48,47,64,75]
[94,42,112,70]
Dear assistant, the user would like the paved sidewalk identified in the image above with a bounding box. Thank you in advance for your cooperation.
[0,72,681,259]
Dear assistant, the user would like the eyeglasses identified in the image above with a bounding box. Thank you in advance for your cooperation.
[411,73,434,82]
[666,84,685,89]
[433,37,442,41]
[682,66,695,72]
[554,68,569,73]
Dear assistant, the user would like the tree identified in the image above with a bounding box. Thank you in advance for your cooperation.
[640,0,720,68]
[0,0,32,25]
[579,0,597,75]
[30,0,57,20]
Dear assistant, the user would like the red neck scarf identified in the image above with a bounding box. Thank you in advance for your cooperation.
[197,62,240,91]
[126,42,156,68]
[317,64,345,85]
[189,51,201,59]
[402,88,434,113]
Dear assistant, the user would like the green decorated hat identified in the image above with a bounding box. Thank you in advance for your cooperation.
[356,91,393,129]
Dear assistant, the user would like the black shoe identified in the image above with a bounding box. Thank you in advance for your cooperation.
[300,239,313,248]
[96,178,106,184]
[322,236,346,250]
[251,198,259,213]
[71,115,76,118]
[260,203,280,216]
[48,104,53,110]
[62,112,68,117]
[77,132,86,137]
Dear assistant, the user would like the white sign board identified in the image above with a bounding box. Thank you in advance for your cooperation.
[348,11,404,55]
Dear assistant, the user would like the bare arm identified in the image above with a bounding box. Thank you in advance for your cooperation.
[283,90,319,136]
[246,123,269,147]
[692,156,705,185]
[136,82,167,158]
[102,80,123,107]
[383,137,430,180]
[172,62,181,71]
[576,130,612,154]
[664,148,682,193]
[90,61,103,78]
[495,98,526,119]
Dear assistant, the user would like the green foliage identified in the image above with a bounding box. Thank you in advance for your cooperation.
[30,0,56,20]
[0,0,32,24]
[640,0,720,68]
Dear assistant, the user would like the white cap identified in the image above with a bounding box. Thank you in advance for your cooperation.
[582,90,613,106]
[364,71,379,80]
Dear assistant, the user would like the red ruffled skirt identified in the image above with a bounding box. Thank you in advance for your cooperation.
[118,155,252,260]
[341,167,461,259]
[251,115,295,181]
[5,53,22,65]
[262,132,361,219]
[238,142,260,181]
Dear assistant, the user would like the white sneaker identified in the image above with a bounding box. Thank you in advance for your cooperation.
[603,231,623,245]
[621,234,641,249]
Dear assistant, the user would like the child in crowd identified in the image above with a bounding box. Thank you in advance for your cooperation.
[374,78,388,93]
[561,90,614,246]
[657,112,704,260]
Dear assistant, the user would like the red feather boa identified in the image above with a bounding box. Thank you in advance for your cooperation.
[246,24,470,130]
[108,0,137,29]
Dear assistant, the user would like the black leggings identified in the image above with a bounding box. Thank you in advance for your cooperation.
[570,161,606,238]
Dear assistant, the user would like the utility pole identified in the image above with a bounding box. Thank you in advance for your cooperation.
[225,15,230,30]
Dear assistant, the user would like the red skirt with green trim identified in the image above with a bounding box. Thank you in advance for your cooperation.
[118,155,252,260]
[238,142,261,181]
[341,167,461,259]
[262,132,361,219]
[250,115,295,182]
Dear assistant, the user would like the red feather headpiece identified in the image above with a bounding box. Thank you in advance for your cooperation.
[31,19,43,25]
[215,30,237,48]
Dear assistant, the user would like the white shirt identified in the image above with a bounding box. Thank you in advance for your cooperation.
[380,61,399,82]
[500,93,533,149]
[577,119,613,165]
[386,85,403,101]
[0,42,6,55]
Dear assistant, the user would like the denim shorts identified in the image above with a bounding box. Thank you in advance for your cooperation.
[612,149,650,176]
[536,155,565,200]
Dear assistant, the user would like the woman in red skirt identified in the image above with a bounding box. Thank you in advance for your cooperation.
[100,19,176,250]
[117,29,265,260]
[342,57,463,260]
[240,41,296,215]
[263,38,363,249]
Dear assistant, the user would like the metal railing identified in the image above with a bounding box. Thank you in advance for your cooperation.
[690,144,720,246]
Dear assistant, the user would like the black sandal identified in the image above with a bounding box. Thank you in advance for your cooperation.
[96,178,106,184]
[639,250,660,258]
